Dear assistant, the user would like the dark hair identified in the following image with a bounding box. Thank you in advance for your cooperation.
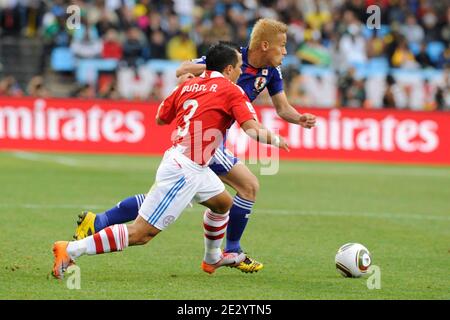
[205,42,239,73]
[218,41,241,53]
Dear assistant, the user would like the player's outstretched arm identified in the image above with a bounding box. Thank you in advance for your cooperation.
[271,91,316,129]
[240,119,289,151]
[176,61,206,77]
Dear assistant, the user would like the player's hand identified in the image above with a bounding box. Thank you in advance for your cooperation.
[177,73,195,85]
[278,136,290,152]
[298,113,316,129]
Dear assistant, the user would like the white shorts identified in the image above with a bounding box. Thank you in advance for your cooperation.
[138,147,225,230]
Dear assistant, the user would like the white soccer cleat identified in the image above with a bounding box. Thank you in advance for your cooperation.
[201,252,246,274]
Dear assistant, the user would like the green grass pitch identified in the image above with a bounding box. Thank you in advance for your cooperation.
[0,151,449,299]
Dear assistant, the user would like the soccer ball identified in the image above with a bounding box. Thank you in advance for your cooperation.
[335,243,371,278]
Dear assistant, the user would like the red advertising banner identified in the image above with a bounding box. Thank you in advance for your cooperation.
[1,97,449,165]
[0,97,173,155]
[227,107,450,165]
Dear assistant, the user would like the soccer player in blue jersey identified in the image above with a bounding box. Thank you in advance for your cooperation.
[74,18,316,273]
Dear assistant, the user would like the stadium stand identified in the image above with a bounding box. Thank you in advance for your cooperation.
[0,0,448,110]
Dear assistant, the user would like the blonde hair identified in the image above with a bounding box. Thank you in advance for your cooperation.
[249,18,288,50]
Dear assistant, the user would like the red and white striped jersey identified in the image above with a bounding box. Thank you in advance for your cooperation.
[157,71,256,165]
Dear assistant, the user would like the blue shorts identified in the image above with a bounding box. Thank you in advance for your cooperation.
[209,146,239,175]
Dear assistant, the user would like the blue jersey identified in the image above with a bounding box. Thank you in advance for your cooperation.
[193,47,284,102]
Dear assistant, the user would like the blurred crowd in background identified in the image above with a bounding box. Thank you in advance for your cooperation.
[0,0,449,110]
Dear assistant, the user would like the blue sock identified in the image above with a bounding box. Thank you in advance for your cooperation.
[225,195,254,253]
[94,194,145,231]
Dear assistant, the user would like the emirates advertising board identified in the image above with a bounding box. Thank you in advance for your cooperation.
[0,97,449,166]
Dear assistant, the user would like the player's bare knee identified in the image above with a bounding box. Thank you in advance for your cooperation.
[132,231,156,245]
[238,178,259,201]
[139,233,154,244]
[204,192,233,214]
[223,192,234,213]
[214,202,232,215]
[211,198,233,214]
[127,220,159,245]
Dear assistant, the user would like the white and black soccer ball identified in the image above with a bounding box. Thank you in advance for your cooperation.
[335,243,372,278]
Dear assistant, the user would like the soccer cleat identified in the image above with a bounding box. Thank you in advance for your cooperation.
[231,253,264,273]
[74,211,96,240]
[201,252,246,274]
[52,241,74,279]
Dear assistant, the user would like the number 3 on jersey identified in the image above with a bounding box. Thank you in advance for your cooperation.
[177,99,199,137]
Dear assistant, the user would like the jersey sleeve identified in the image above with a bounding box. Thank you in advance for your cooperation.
[157,87,178,124]
[266,66,284,96]
[228,85,257,125]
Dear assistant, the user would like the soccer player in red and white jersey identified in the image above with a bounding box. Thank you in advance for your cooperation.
[74,19,316,274]
[52,43,288,278]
